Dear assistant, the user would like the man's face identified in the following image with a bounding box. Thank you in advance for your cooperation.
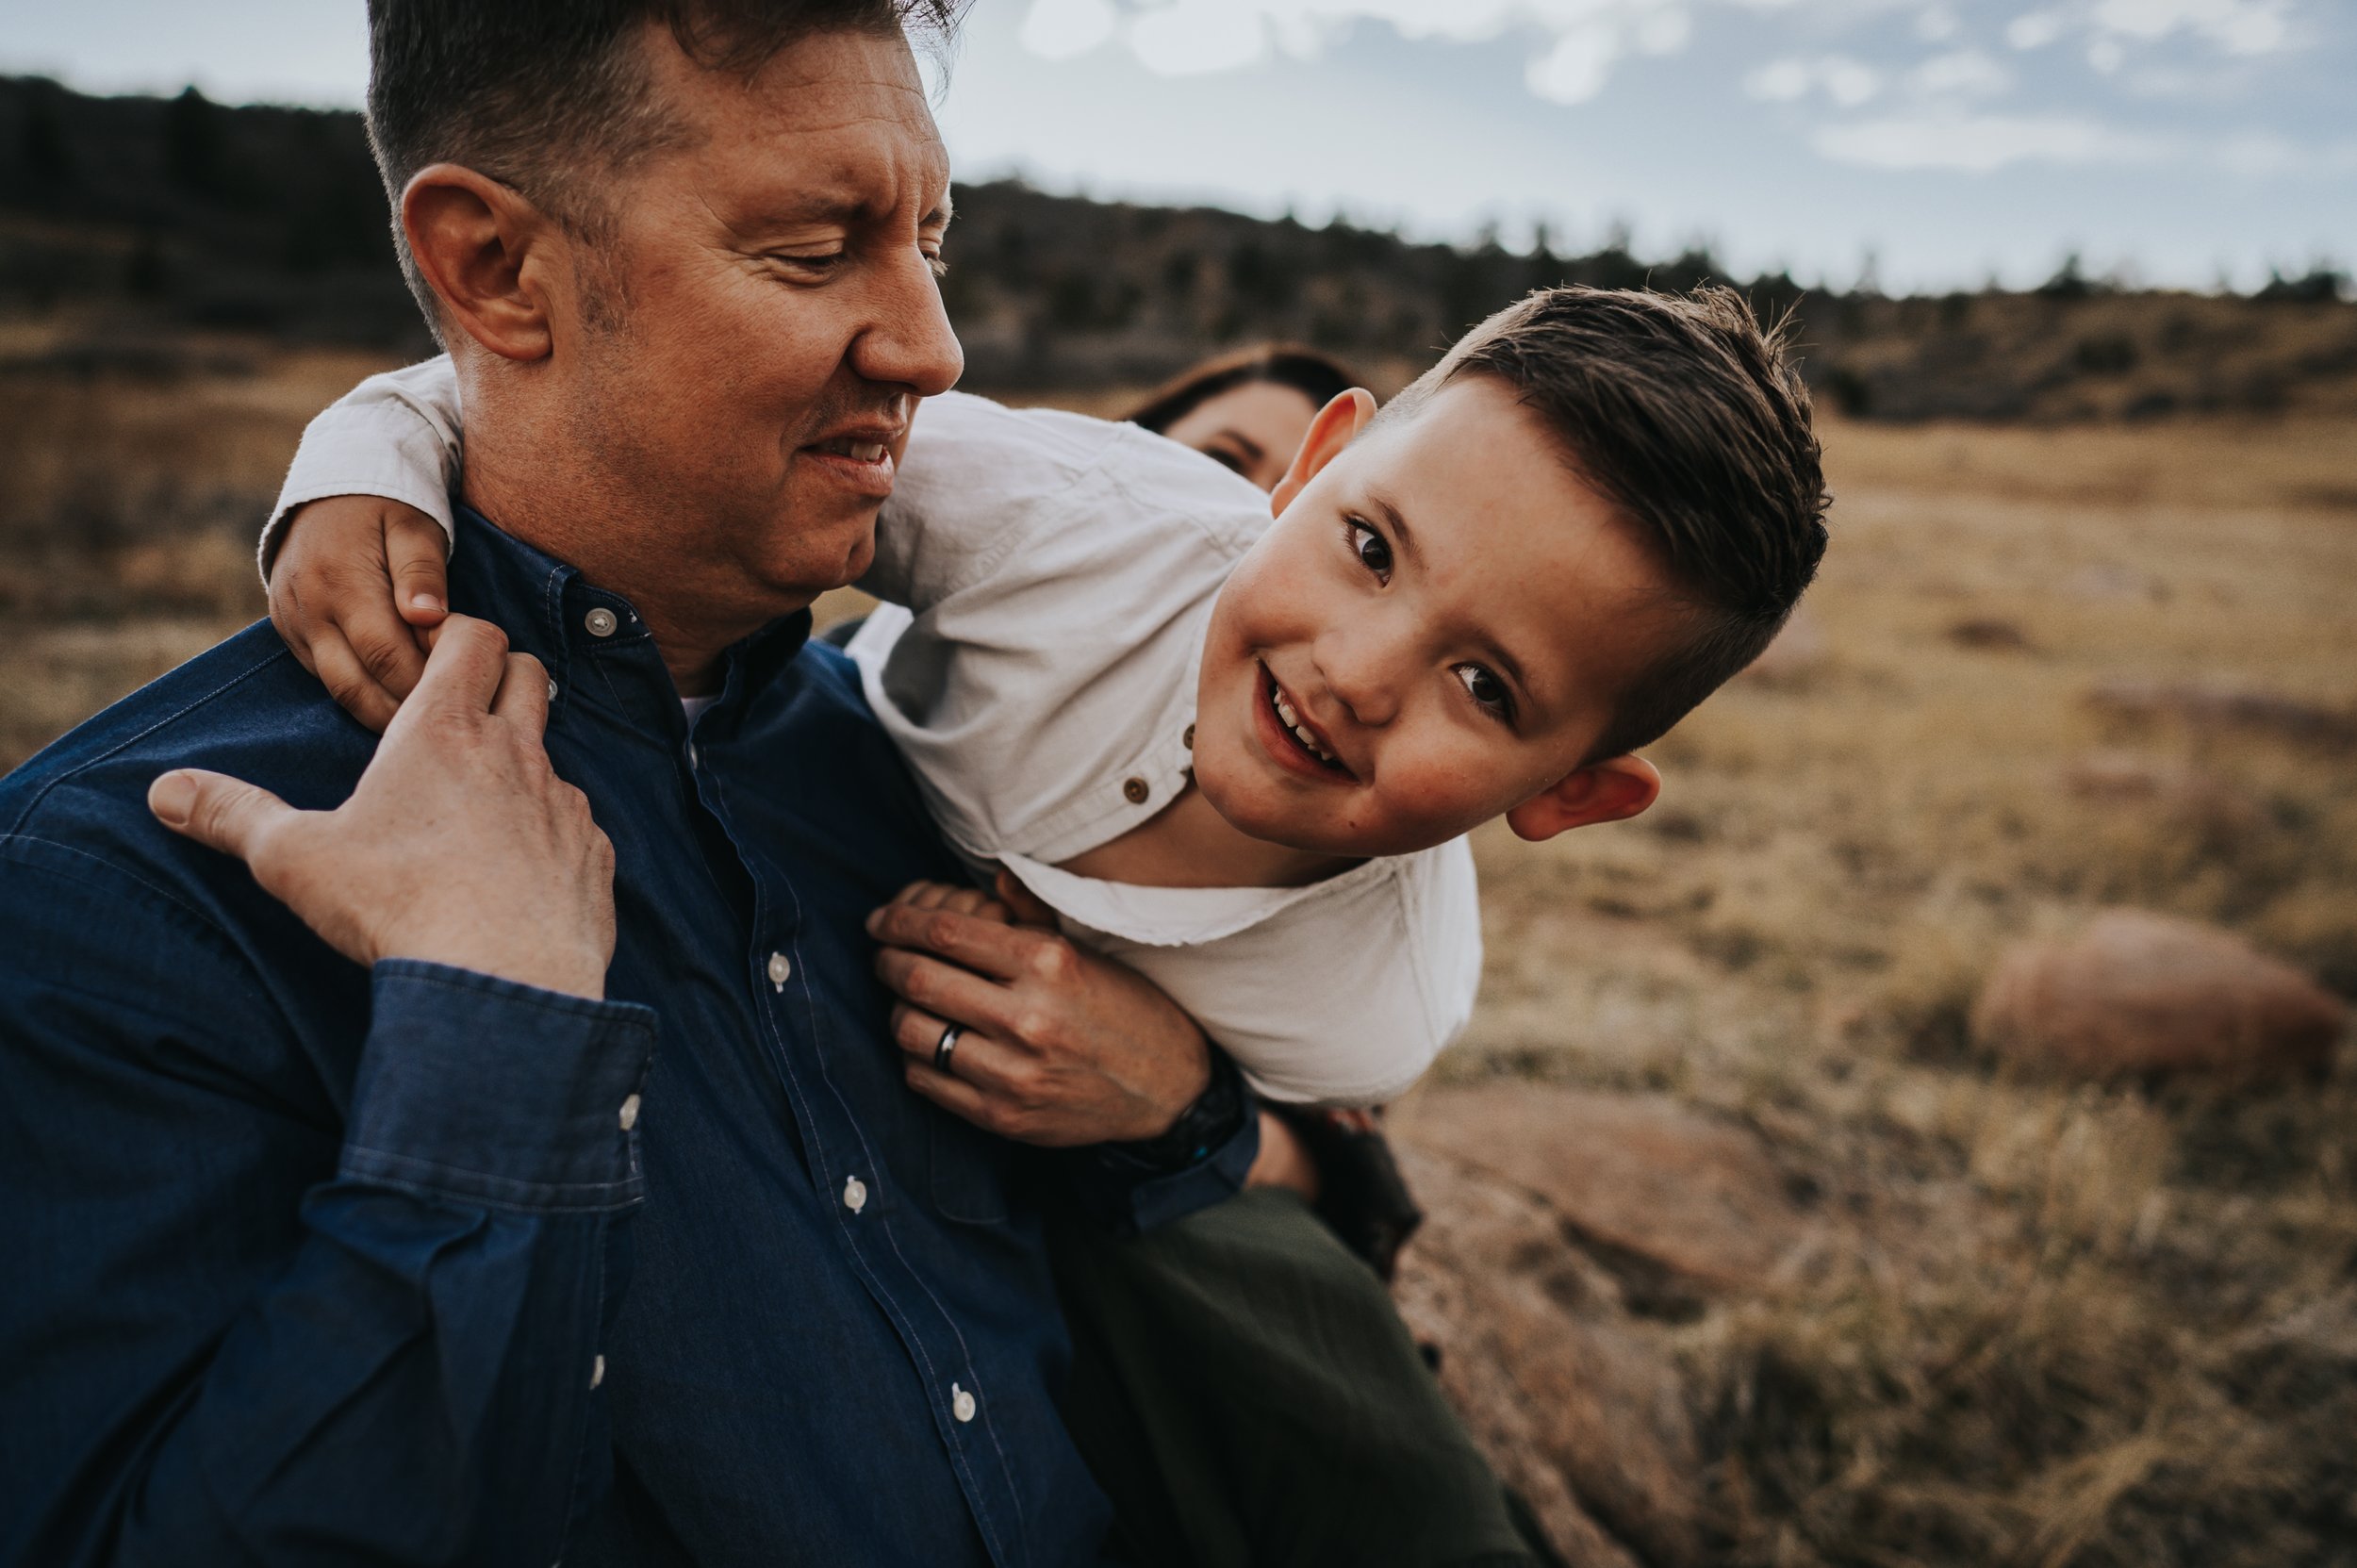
[554,25,960,613]
[1194,375,1687,858]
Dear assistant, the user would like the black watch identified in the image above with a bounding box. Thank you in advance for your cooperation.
[1113,1048,1247,1173]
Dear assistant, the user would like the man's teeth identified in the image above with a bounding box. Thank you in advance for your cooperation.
[819,437,888,461]
[1269,683,1336,764]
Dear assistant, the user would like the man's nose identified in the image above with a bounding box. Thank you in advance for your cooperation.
[851,248,964,398]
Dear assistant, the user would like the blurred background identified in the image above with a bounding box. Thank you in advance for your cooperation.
[2,2,2353,1563]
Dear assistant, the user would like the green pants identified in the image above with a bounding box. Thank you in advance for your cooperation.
[1052,1188,1541,1568]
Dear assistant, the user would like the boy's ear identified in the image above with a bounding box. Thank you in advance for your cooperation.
[402,163,560,364]
[1505,753,1662,843]
[1270,388,1377,517]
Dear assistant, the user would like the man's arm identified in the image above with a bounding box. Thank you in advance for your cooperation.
[0,619,650,1562]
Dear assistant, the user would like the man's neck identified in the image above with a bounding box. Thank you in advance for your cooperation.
[461,465,784,700]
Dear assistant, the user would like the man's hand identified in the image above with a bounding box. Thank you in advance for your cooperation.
[149,615,616,999]
[268,496,452,734]
[868,875,1211,1147]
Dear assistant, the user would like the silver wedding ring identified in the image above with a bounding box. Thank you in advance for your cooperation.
[933,1022,964,1076]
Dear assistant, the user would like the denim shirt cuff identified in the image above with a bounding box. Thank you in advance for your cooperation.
[342,960,658,1213]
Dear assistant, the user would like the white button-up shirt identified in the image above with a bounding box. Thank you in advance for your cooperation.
[272,370,1479,1106]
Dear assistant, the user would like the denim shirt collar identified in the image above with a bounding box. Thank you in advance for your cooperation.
[447,503,813,741]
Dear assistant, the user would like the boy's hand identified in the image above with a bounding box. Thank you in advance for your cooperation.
[148,616,617,999]
[267,496,451,734]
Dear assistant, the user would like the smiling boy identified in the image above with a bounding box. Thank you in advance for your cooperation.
[269,284,1828,1111]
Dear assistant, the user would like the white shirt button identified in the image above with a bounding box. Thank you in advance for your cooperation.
[547,678,559,702]
[685,743,700,769]
[590,1354,605,1389]
[618,1094,640,1131]
[843,1175,868,1213]
[584,606,618,637]
[951,1382,977,1423]
[766,951,792,990]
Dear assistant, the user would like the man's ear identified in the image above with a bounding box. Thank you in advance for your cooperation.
[1504,753,1662,843]
[1270,388,1377,517]
[402,164,559,363]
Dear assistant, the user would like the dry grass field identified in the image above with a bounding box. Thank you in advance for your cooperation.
[3,349,2352,1564]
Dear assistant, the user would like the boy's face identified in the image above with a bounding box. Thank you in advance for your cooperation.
[1195,375,1684,858]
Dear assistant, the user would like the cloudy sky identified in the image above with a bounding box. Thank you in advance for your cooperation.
[7,0,2351,291]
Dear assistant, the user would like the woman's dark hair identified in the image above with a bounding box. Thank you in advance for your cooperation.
[1122,344,1360,436]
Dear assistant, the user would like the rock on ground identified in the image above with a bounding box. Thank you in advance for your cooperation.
[1395,1084,1813,1295]
[1393,1147,1697,1568]
[1972,910,2349,1081]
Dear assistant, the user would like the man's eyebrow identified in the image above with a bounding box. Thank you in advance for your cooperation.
[924,190,954,229]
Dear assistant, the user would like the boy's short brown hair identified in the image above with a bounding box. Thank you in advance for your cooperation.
[1383,285,1828,761]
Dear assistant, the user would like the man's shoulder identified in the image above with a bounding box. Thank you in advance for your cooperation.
[0,619,374,932]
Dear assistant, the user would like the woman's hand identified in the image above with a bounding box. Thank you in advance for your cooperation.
[267,497,451,734]
[868,872,1212,1147]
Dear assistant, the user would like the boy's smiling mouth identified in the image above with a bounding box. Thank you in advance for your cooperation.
[1259,663,1352,779]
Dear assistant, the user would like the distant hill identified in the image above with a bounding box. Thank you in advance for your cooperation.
[3,74,2352,421]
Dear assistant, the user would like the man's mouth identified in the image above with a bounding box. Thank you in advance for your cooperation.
[814,437,890,463]
[1261,666,1349,776]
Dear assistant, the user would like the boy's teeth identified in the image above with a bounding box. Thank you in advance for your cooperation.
[1269,681,1334,763]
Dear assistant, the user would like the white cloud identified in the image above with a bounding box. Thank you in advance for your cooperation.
[1744,54,1884,106]
[1812,110,2167,171]
[1912,48,2012,97]
[2005,10,2067,49]
[2091,0,2293,54]
[1019,0,1119,59]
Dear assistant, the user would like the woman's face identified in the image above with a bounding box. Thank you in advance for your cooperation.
[1159,381,1324,492]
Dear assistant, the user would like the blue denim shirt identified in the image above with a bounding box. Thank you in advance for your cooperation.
[0,511,1257,1567]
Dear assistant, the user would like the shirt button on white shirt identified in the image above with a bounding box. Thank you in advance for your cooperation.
[584,606,618,637]
[618,1094,640,1131]
[843,1175,867,1213]
[1122,776,1149,804]
[951,1381,977,1423]
[766,951,792,990]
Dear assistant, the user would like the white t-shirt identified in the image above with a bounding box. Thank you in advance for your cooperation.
[272,367,1482,1106]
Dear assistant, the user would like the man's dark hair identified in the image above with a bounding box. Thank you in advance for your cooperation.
[1123,343,1360,437]
[365,0,964,327]
[1381,285,1828,761]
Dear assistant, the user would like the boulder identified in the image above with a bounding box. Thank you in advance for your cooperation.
[1396,1084,1812,1294]
[1972,911,2348,1081]
[1393,1147,1701,1568]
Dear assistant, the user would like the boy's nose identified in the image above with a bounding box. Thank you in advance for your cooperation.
[1312,629,1400,729]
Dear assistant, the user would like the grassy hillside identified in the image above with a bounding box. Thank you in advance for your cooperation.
[4,74,2353,421]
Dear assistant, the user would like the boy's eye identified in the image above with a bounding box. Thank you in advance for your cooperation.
[1347,520,1393,581]
[1455,664,1513,721]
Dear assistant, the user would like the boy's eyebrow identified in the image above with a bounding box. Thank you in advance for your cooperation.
[1365,490,1417,563]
